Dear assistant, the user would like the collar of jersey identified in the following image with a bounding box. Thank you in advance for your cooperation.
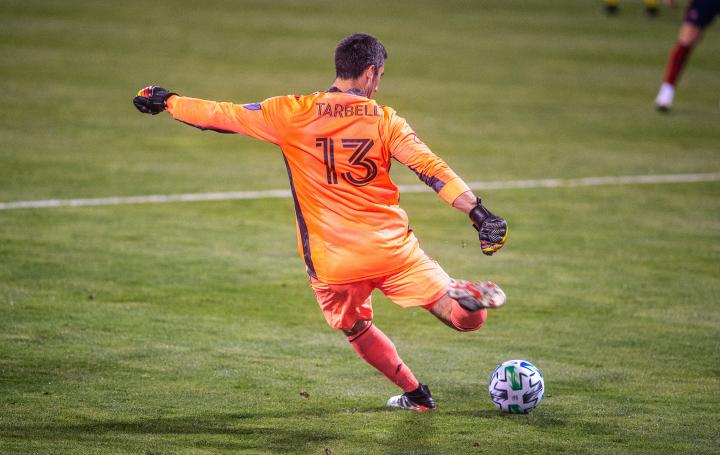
[327,86,366,97]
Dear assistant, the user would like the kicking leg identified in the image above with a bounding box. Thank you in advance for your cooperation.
[424,279,505,332]
[425,293,487,332]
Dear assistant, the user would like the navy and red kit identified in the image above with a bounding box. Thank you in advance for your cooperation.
[684,0,719,28]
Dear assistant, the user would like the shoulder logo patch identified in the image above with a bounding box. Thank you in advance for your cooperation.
[242,103,262,111]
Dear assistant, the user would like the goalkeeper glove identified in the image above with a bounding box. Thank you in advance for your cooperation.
[133,86,176,115]
[468,198,508,256]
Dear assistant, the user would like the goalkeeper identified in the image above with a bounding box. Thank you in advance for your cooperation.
[133,33,508,412]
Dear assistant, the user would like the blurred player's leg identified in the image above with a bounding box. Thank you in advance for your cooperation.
[605,0,660,17]
[645,0,659,17]
[655,0,719,111]
[605,0,620,15]
[655,22,703,111]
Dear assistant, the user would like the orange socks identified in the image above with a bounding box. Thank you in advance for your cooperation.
[348,324,419,392]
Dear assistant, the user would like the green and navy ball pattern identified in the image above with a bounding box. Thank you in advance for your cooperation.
[488,359,544,413]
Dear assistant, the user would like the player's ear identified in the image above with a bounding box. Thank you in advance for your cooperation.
[364,65,377,80]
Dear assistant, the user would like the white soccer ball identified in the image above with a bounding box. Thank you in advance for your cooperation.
[488,359,544,413]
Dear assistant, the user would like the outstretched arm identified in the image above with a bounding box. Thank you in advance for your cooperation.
[387,113,508,255]
[133,85,282,144]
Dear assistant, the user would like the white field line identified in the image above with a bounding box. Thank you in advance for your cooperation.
[1,172,719,211]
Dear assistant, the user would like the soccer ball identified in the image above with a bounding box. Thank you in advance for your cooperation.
[488,359,544,414]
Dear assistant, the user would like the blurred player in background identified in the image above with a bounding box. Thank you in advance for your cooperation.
[655,0,719,111]
[133,33,508,411]
[604,0,660,16]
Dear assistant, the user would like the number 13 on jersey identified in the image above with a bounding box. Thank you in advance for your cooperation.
[315,137,378,187]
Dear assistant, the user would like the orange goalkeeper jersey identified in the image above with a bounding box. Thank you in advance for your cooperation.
[166,89,470,283]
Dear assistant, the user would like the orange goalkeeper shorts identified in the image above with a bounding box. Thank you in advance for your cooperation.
[310,253,451,331]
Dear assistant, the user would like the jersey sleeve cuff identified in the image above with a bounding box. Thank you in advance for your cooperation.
[438,177,471,206]
[165,94,179,112]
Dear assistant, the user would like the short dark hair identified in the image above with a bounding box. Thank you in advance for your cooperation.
[334,33,387,80]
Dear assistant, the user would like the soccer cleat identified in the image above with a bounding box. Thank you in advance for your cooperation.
[387,384,436,411]
[448,279,506,311]
[655,82,674,112]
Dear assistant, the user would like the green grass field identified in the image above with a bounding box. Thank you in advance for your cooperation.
[1,1,719,453]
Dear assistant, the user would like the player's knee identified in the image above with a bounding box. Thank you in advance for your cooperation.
[450,305,487,332]
[452,319,484,332]
[678,24,702,46]
[344,319,372,339]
